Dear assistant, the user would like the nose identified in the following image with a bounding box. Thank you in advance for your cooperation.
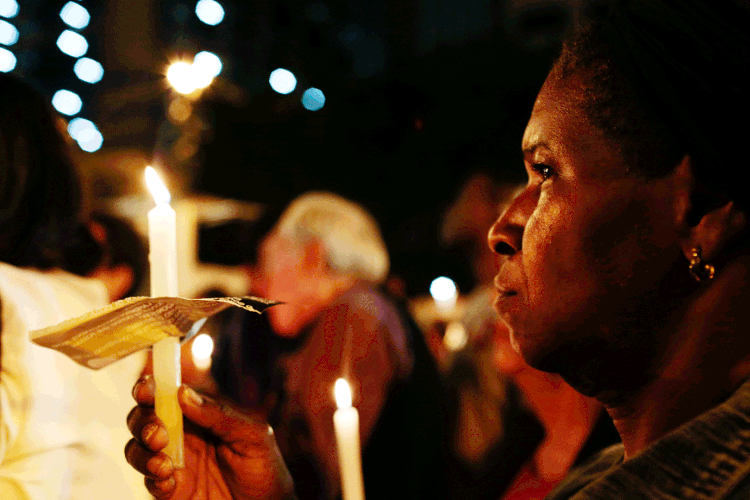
[488,187,531,257]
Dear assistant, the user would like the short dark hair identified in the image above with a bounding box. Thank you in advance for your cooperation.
[551,0,750,212]
[0,73,88,269]
[91,211,148,297]
[553,23,683,179]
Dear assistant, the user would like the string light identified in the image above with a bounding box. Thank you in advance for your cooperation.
[301,87,325,111]
[269,68,297,94]
[56,29,88,57]
[52,89,83,116]
[195,0,224,26]
[59,1,90,30]
[0,0,19,19]
[74,57,104,83]
[0,46,15,72]
[0,18,18,45]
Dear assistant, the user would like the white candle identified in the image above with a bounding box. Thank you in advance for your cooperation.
[145,166,184,468]
[333,378,365,500]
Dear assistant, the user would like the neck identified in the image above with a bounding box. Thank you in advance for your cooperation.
[603,256,750,459]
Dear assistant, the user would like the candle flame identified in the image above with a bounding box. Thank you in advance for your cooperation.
[334,378,352,409]
[145,166,171,205]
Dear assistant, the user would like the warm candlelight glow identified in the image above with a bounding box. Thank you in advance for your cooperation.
[145,165,184,468]
[333,377,364,500]
[166,61,197,95]
[335,378,352,409]
[145,166,171,205]
[191,333,214,370]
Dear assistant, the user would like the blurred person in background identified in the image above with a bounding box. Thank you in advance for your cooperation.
[0,73,150,500]
[211,191,449,500]
[86,211,149,301]
[64,210,149,302]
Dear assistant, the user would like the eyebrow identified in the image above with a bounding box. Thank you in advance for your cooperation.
[522,141,551,156]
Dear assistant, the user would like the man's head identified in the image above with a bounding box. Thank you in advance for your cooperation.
[258,191,389,336]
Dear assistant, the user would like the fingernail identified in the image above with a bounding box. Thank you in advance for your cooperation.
[184,386,203,406]
[132,375,151,400]
[148,456,173,479]
[142,422,159,442]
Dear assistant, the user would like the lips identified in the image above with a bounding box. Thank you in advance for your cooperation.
[492,273,521,322]
[493,275,518,298]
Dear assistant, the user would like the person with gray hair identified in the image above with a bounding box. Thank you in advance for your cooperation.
[255,191,446,500]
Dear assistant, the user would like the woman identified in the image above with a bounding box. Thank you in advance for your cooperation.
[0,73,149,500]
[124,0,750,498]
[489,0,750,497]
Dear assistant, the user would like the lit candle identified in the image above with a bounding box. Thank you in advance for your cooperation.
[333,378,365,500]
[145,166,184,468]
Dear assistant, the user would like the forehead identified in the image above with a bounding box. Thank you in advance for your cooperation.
[261,231,294,256]
[523,73,626,177]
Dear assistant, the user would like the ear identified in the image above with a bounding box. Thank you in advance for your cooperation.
[680,166,748,262]
[302,238,328,273]
[91,264,135,301]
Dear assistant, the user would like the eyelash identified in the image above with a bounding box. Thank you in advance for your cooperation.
[531,163,554,181]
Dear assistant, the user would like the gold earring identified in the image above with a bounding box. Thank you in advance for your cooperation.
[689,247,715,282]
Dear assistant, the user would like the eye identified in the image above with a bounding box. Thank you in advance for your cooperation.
[531,163,554,181]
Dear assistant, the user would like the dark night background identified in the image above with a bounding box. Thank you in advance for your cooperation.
[8,0,612,296]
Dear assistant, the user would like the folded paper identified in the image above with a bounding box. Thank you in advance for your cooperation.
[30,295,277,370]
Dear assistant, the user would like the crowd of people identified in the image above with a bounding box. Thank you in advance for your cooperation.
[4,0,750,498]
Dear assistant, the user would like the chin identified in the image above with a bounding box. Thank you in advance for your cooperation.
[507,326,560,373]
[268,310,301,337]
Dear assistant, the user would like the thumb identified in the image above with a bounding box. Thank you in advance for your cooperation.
[178,386,272,446]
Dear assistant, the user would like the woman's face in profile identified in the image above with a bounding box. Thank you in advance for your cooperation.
[488,72,689,375]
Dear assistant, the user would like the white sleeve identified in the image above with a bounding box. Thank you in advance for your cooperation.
[0,296,29,462]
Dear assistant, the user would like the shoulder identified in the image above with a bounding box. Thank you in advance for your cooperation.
[0,263,108,331]
[322,283,402,333]
[545,444,625,500]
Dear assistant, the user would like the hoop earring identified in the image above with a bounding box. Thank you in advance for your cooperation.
[689,247,715,282]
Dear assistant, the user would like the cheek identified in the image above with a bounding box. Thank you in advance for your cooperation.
[522,195,591,307]
[521,186,648,315]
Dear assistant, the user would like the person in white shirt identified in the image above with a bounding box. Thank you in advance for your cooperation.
[0,73,149,500]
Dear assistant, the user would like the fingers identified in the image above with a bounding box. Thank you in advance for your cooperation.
[126,404,170,451]
[179,385,271,445]
[132,375,156,406]
[145,476,177,499]
[124,439,174,479]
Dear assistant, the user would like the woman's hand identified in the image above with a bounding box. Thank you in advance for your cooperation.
[125,376,295,500]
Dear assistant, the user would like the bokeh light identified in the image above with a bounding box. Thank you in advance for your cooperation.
[0,46,15,72]
[168,97,192,123]
[74,57,104,83]
[191,333,214,370]
[430,276,457,302]
[443,321,468,351]
[67,117,97,140]
[0,0,19,19]
[59,1,90,29]
[301,87,326,111]
[269,68,296,94]
[195,0,225,26]
[51,89,82,116]
[56,30,88,57]
[77,127,103,152]
[167,61,197,94]
[0,19,18,46]
[194,51,222,77]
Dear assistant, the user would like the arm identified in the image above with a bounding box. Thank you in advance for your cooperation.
[125,376,296,500]
[0,297,25,463]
